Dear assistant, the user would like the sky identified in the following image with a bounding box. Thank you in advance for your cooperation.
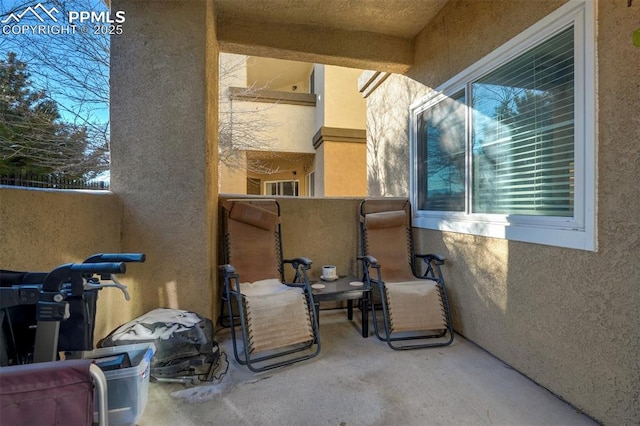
[1,0,111,125]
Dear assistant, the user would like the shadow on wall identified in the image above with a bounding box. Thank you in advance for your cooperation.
[416,220,639,424]
[366,74,430,197]
[413,228,509,335]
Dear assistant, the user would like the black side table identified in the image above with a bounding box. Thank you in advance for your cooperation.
[310,275,370,337]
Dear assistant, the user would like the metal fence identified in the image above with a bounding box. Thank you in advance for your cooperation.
[0,174,109,190]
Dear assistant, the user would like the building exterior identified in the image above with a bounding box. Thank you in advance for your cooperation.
[218,54,367,197]
[1,1,638,424]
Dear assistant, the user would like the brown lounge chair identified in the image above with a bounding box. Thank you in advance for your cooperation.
[359,198,454,350]
[219,199,320,372]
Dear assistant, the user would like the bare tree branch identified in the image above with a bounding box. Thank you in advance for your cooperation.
[219,53,284,174]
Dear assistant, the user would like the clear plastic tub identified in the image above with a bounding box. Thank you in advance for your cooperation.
[82,342,156,425]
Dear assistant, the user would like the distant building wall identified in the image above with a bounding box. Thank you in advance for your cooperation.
[256,103,316,153]
[323,141,367,196]
[322,65,366,130]
[219,152,247,194]
[313,64,326,131]
[365,74,428,197]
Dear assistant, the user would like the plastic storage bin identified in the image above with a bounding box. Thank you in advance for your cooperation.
[82,342,156,425]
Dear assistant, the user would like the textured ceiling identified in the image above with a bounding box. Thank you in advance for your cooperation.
[215,0,448,40]
[214,0,450,72]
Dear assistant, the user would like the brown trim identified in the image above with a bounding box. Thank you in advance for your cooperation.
[358,71,390,98]
[229,87,316,106]
[313,127,366,149]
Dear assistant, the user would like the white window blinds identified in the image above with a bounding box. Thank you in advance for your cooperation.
[471,26,575,216]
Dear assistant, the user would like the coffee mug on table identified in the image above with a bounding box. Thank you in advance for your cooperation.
[322,265,337,280]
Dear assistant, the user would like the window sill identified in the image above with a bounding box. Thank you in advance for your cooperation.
[413,214,596,251]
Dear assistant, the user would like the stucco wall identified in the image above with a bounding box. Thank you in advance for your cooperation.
[219,152,248,194]
[323,66,367,130]
[315,143,326,196]
[323,142,367,196]
[367,1,640,424]
[110,0,218,321]
[0,187,125,341]
[219,195,362,281]
[366,74,429,197]
[239,102,316,153]
[313,64,326,130]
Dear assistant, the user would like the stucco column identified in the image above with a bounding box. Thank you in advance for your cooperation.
[110,0,218,320]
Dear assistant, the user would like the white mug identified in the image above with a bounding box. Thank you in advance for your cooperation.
[322,265,337,280]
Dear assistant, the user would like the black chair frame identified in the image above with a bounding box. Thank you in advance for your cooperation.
[218,199,320,372]
[359,199,454,350]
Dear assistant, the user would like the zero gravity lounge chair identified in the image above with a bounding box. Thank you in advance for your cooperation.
[359,199,454,350]
[219,199,320,372]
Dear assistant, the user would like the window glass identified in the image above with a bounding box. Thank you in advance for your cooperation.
[410,1,595,250]
[417,90,466,212]
[471,26,574,216]
[265,180,299,196]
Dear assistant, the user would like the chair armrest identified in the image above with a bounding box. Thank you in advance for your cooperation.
[218,264,237,276]
[218,264,242,295]
[416,254,445,265]
[283,257,312,268]
[357,255,379,267]
[283,258,312,285]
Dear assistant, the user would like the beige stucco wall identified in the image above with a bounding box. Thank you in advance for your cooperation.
[314,144,326,196]
[322,66,367,130]
[219,53,247,88]
[110,0,218,321]
[313,66,368,198]
[323,142,367,196]
[219,195,362,281]
[219,52,316,194]
[7,0,632,423]
[219,152,248,194]
[366,74,428,197]
[367,1,640,424]
[0,187,125,340]
[244,102,316,153]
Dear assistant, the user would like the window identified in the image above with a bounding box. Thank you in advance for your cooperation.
[410,1,595,251]
[265,180,299,196]
[309,70,315,94]
[305,171,315,197]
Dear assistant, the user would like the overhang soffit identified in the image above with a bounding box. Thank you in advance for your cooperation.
[217,19,414,73]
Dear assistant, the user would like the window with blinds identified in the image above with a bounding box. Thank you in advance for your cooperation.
[471,26,574,216]
[410,1,595,250]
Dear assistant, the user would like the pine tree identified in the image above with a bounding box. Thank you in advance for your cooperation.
[0,52,95,179]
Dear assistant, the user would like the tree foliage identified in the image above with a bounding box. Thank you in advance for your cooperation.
[1,3,283,182]
[0,0,109,180]
[0,52,102,177]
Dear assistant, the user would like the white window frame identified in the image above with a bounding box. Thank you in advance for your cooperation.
[409,0,596,251]
[264,179,300,196]
[305,171,315,197]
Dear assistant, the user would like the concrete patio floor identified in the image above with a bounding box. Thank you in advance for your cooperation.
[139,309,598,426]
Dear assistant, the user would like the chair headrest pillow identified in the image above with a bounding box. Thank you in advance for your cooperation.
[229,202,279,231]
[365,210,407,229]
